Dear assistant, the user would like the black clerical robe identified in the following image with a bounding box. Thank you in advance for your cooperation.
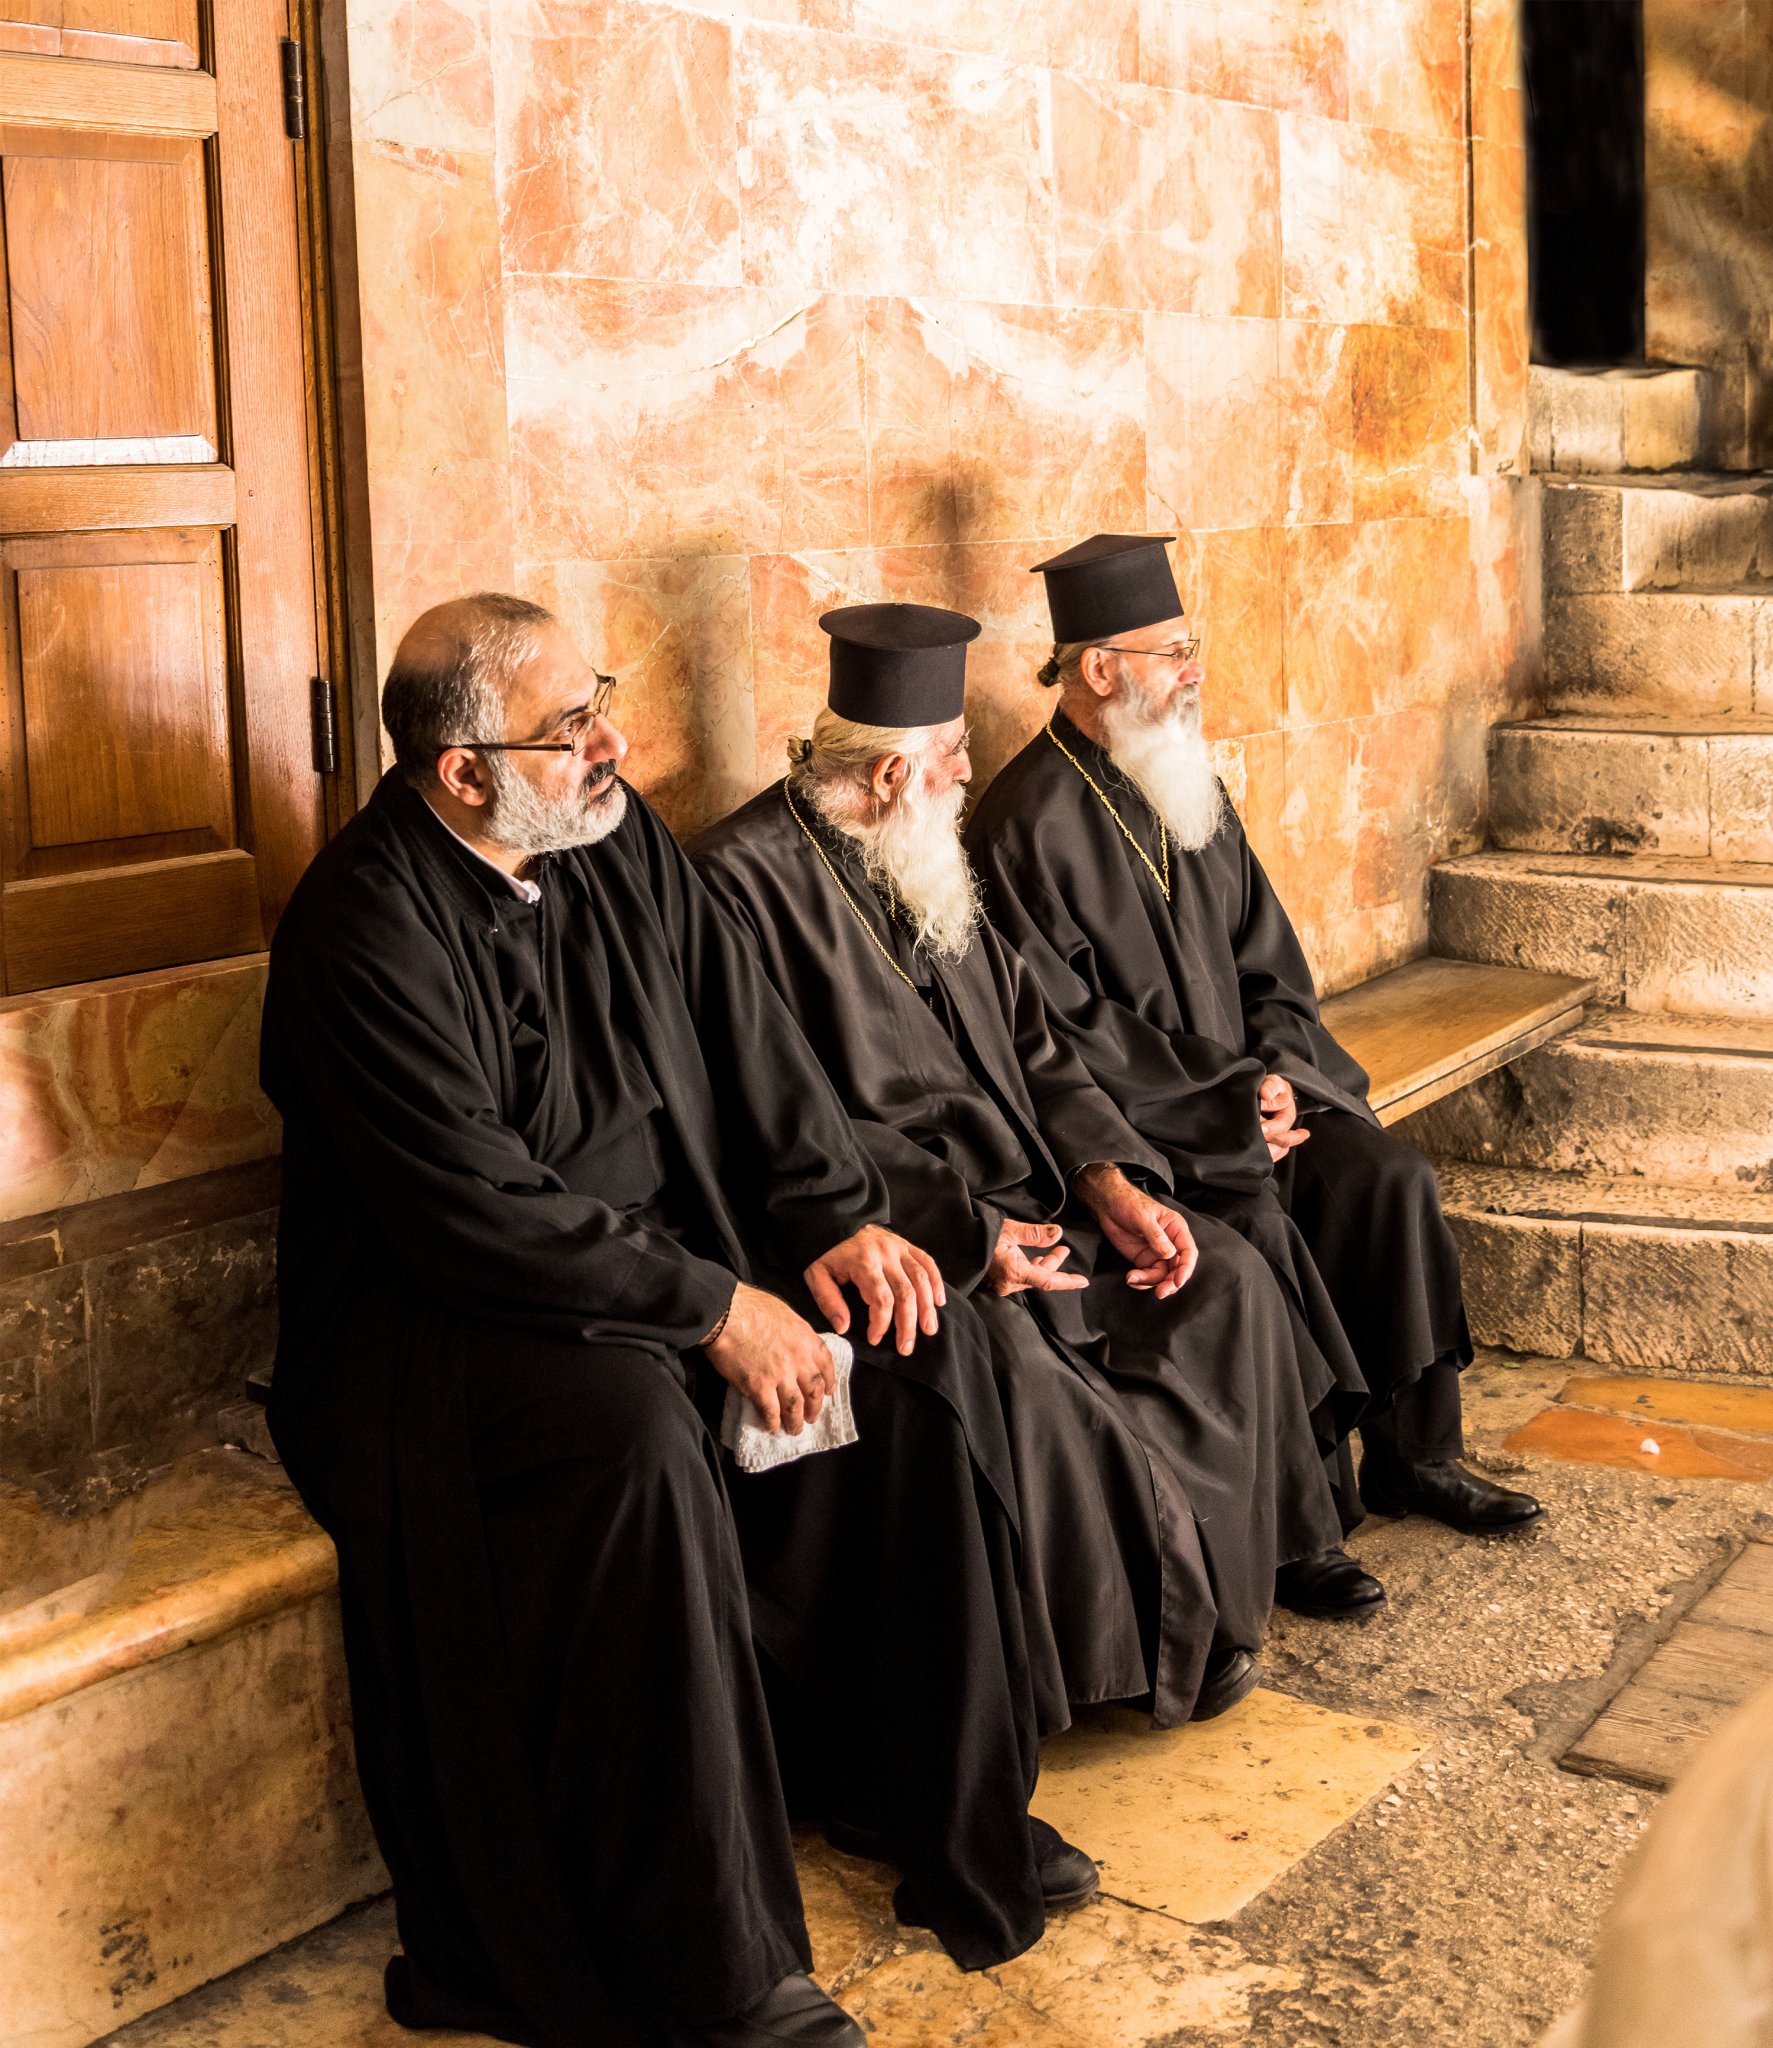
[966,710,1471,1465]
[261,776,1050,2045]
[691,779,1345,1727]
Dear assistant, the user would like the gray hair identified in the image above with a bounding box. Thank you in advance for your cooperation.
[381,591,556,783]
[788,708,934,812]
[1037,641,1098,689]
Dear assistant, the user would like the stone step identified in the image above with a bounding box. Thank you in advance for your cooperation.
[1529,364,1727,475]
[1543,584,1771,718]
[1402,1011,1773,1191]
[1544,471,1773,593]
[1488,715,1773,860]
[0,1450,381,2048]
[1431,849,1773,1018]
[1438,1161,1773,1379]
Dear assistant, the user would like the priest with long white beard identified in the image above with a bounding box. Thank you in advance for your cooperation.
[692,601,1382,1744]
[965,534,1542,1545]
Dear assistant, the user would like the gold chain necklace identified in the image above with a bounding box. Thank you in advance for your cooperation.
[782,778,918,991]
[1043,721,1170,901]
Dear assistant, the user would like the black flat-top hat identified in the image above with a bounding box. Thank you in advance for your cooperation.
[1031,533,1182,644]
[821,603,980,727]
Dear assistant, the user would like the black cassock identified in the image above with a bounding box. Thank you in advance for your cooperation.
[965,710,1472,1482]
[261,776,1051,2047]
[690,779,1345,1729]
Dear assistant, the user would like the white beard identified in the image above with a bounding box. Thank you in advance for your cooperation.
[1099,688,1226,853]
[815,772,982,963]
[484,758,628,854]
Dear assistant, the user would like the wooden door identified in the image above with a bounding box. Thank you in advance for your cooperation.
[0,0,330,994]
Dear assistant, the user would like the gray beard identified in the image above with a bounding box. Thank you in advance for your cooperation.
[810,774,982,964]
[483,758,628,854]
[1099,691,1226,853]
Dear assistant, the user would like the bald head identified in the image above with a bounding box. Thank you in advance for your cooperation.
[382,591,555,783]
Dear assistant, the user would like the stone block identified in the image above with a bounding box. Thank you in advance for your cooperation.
[1441,1204,1582,1356]
[1488,721,1713,856]
[0,1265,90,1487]
[1710,731,1773,860]
[1544,474,1773,594]
[1622,873,1773,1019]
[1544,591,1763,718]
[1582,1223,1773,1378]
[1430,857,1627,999]
[1527,364,1720,475]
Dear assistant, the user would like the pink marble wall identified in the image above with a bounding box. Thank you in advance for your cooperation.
[344,0,1539,993]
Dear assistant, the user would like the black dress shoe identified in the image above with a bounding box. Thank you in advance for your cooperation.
[1360,1456,1544,1534]
[892,1815,1099,1932]
[670,1973,864,2047]
[1274,1549,1386,1620]
[1190,1646,1261,1722]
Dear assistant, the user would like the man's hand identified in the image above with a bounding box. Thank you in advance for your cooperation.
[1071,1163,1198,1298]
[986,1218,1090,1298]
[1258,1073,1310,1165]
[805,1223,945,1357]
[703,1283,835,1435]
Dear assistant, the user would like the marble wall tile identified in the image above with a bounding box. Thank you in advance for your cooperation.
[1279,318,1354,523]
[1345,0,1463,140]
[1348,321,1468,518]
[1279,113,1465,328]
[735,27,1054,302]
[0,961,277,1224]
[839,0,1141,79]
[522,553,757,832]
[354,142,515,672]
[1468,0,1525,146]
[1349,702,1449,907]
[864,298,1146,547]
[1173,526,1287,737]
[1471,139,1529,476]
[496,0,741,285]
[506,278,868,562]
[1052,76,1279,315]
[1147,314,1285,531]
[347,0,496,156]
[1283,516,1480,726]
[1139,0,1347,119]
[1280,717,1359,941]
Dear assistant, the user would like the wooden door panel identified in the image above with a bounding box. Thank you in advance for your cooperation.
[2,131,216,453]
[5,847,258,988]
[14,528,230,851]
[0,2,199,69]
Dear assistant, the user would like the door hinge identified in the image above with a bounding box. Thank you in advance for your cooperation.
[280,37,307,141]
[310,676,338,775]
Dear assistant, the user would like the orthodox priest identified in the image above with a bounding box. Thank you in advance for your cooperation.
[965,535,1542,1540]
[261,594,1097,2048]
[692,601,1383,1731]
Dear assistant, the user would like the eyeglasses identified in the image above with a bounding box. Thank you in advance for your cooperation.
[450,672,618,755]
[1091,637,1201,666]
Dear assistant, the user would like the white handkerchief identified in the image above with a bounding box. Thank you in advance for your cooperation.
[719,1332,858,1474]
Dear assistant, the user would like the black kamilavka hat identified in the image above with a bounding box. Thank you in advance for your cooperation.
[1030,533,1182,643]
[820,603,980,726]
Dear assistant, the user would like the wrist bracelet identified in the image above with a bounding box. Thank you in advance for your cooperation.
[701,1299,733,1348]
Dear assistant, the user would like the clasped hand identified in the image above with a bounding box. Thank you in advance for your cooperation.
[1259,1073,1310,1164]
[702,1223,945,1436]
[1071,1163,1198,1299]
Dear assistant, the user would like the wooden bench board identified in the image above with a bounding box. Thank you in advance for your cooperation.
[1320,957,1596,1125]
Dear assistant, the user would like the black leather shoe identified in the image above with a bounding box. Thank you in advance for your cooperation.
[892,1815,1099,1931]
[1361,1456,1544,1534]
[670,1973,864,2047]
[1274,1549,1386,1620]
[1190,1646,1261,1722]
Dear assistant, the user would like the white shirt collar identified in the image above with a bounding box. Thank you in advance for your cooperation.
[422,796,542,905]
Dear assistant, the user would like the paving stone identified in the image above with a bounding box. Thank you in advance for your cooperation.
[1402,1013,1773,1191]
[1557,1372,1773,1437]
[1503,1405,1773,1481]
[1543,473,1773,594]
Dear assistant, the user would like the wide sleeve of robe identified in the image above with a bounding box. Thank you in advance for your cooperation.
[968,819,1276,1195]
[693,843,1004,1294]
[1224,818,1375,1119]
[615,797,892,1278]
[265,855,741,1353]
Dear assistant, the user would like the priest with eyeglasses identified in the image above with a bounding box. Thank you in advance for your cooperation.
[964,535,1542,1559]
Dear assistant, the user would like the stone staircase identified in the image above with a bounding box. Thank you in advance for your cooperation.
[1406,365,1773,1383]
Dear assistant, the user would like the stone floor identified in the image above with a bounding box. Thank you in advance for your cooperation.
[99,1353,1773,2048]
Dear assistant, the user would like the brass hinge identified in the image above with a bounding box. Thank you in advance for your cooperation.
[310,676,338,775]
[280,37,306,141]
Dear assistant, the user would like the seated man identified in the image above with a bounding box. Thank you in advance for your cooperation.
[692,601,1382,1729]
[261,593,1094,2048]
[965,533,1542,1539]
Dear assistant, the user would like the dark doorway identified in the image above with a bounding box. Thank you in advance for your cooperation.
[1522,0,1646,364]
